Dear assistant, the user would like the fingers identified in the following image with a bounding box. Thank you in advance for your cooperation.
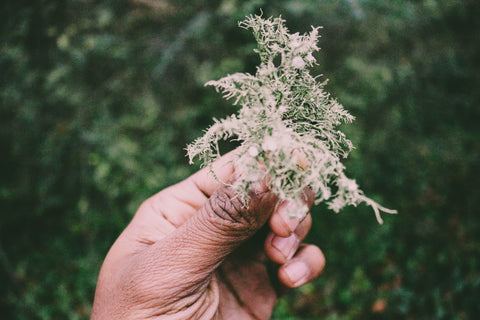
[264,214,311,264]
[188,150,238,197]
[264,189,325,289]
[132,150,240,234]
[278,244,325,288]
[265,188,315,264]
[268,201,305,238]
[269,188,315,238]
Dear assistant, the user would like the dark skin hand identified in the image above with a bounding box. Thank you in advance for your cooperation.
[91,152,325,319]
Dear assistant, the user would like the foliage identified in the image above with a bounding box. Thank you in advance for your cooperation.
[1,0,479,319]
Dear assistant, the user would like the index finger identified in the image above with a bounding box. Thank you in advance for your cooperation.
[188,150,239,197]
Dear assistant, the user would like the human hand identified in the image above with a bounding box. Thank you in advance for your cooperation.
[91,152,325,320]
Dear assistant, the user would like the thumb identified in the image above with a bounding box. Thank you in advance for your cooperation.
[132,180,278,297]
[194,179,278,252]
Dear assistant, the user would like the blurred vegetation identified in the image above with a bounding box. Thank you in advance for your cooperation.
[1,0,479,319]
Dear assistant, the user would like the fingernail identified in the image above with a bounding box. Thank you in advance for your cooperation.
[271,234,299,260]
[278,201,301,232]
[284,261,309,286]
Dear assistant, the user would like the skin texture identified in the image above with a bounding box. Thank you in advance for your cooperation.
[91,152,325,320]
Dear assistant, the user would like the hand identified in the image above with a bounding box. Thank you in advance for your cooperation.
[91,152,325,320]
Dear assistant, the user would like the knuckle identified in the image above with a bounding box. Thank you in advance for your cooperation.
[204,183,278,234]
[208,187,251,226]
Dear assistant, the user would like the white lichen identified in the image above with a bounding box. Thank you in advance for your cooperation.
[186,13,396,223]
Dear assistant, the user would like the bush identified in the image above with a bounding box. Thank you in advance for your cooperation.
[1,0,479,319]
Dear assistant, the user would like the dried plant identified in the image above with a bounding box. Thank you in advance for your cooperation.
[187,13,396,223]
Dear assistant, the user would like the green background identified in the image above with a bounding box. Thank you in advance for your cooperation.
[1,0,479,319]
